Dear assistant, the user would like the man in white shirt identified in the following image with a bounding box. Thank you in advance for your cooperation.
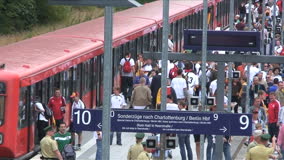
[244,63,260,83]
[168,34,174,52]
[245,2,254,23]
[274,40,283,56]
[270,4,279,17]
[34,98,49,141]
[110,87,126,145]
[69,92,85,150]
[183,62,199,111]
[166,95,179,111]
[209,79,218,96]
[171,69,189,103]
[120,52,136,102]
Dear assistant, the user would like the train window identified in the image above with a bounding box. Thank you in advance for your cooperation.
[0,96,5,126]
[81,63,86,95]
[0,82,5,94]
[192,13,196,29]
[143,34,150,52]
[42,79,48,104]
[149,32,157,52]
[18,87,28,128]
[0,82,6,126]
[62,70,70,101]
[137,37,143,53]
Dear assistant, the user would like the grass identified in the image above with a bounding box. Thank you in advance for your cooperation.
[0,0,156,47]
[0,7,104,47]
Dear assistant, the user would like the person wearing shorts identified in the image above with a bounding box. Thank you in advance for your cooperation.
[70,92,85,150]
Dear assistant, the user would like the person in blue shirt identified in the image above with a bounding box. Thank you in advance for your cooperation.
[133,69,150,88]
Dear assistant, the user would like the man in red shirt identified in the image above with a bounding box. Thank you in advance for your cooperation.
[268,92,280,141]
[48,88,66,129]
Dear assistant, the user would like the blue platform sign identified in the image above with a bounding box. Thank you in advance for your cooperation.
[184,29,261,52]
[73,109,252,136]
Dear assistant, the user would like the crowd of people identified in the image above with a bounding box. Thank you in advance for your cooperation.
[118,0,284,159]
[35,0,284,159]
[34,89,85,160]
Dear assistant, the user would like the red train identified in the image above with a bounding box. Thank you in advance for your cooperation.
[0,0,241,159]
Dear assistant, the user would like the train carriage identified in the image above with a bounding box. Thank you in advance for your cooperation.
[0,0,241,159]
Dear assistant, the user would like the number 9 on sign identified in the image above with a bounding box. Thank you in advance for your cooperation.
[213,114,218,121]
[239,115,249,130]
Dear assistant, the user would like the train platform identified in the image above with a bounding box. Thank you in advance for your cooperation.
[31,131,247,160]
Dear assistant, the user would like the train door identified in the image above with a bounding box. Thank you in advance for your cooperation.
[18,86,35,153]
[30,82,45,145]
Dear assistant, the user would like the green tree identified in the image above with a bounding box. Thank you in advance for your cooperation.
[35,0,71,24]
[0,0,38,34]
[0,0,70,34]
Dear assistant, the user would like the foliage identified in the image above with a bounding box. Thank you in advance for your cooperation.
[35,0,71,24]
[0,0,38,34]
[0,0,155,35]
[0,0,71,34]
[137,0,155,4]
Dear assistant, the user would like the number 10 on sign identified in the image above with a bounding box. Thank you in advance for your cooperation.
[74,110,92,125]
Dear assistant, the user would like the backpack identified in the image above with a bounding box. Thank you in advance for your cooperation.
[61,144,76,160]
[123,58,132,73]
[34,101,53,120]
[42,104,53,120]
[169,65,178,79]
[280,48,284,56]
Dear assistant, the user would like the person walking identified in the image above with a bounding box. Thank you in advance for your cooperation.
[34,97,49,141]
[127,133,145,160]
[171,69,189,103]
[130,77,152,110]
[40,126,63,160]
[178,101,193,160]
[69,92,85,151]
[277,125,284,160]
[110,87,126,145]
[94,131,102,160]
[48,88,66,129]
[268,92,280,141]
[246,134,277,160]
[120,51,135,102]
[54,122,72,153]
[137,142,152,160]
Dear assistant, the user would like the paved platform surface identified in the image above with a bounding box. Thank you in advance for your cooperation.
[32,132,246,160]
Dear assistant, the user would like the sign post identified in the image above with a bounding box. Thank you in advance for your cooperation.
[102,6,113,160]
[200,0,208,159]
[160,0,169,159]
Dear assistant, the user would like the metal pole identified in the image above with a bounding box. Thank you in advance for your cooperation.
[213,62,225,160]
[200,0,208,159]
[248,0,252,26]
[245,0,252,114]
[282,0,284,44]
[227,0,234,112]
[102,6,113,160]
[261,0,265,56]
[159,0,169,159]
[246,64,250,113]
[272,0,277,54]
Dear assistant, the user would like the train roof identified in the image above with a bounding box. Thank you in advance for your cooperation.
[0,0,221,87]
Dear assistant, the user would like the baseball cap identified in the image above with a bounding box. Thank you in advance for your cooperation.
[260,134,271,140]
[43,126,53,133]
[70,92,79,98]
[253,130,262,137]
[135,133,145,139]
